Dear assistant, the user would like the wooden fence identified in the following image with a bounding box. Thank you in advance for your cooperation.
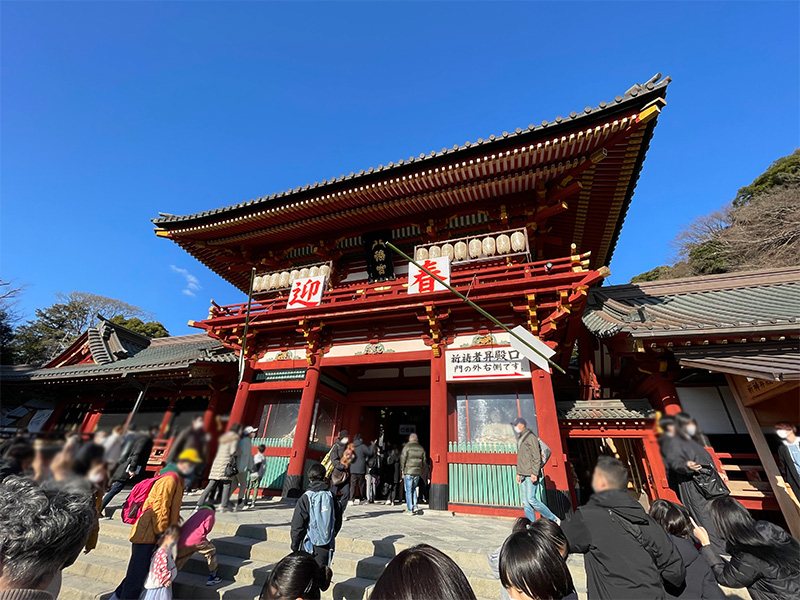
[447,441,522,508]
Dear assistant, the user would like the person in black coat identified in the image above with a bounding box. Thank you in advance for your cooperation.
[100,426,157,511]
[290,464,343,570]
[649,499,725,599]
[349,434,374,504]
[561,456,685,599]
[694,496,800,600]
[661,412,727,554]
[658,415,681,495]
[774,422,800,501]
[384,446,403,505]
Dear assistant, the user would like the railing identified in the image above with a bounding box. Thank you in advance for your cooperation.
[209,253,593,320]
[447,440,521,508]
[709,451,778,511]
[253,437,293,448]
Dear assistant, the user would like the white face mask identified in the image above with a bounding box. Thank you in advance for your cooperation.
[686,425,697,437]
[89,473,104,484]
[777,430,790,439]
[341,438,349,445]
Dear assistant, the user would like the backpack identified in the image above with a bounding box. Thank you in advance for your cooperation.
[121,471,179,524]
[304,489,336,547]
[539,438,552,467]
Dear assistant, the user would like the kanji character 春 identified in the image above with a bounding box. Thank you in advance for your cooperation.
[411,259,444,293]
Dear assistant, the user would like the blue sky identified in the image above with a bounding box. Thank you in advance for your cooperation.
[2,1,798,336]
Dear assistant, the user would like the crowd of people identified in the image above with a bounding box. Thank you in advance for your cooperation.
[1,413,799,600]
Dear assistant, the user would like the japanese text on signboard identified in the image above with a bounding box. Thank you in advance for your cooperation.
[287,276,326,310]
[445,347,531,381]
[408,257,450,294]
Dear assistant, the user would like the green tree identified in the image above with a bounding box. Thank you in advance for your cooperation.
[0,279,24,364]
[735,149,800,206]
[109,315,169,338]
[11,292,151,365]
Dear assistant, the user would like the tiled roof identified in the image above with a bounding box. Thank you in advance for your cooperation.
[153,74,670,228]
[674,341,800,381]
[2,334,235,382]
[556,399,655,420]
[583,268,800,339]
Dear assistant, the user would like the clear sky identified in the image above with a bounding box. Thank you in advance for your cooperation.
[2,1,798,336]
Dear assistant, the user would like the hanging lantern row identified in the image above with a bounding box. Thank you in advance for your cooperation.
[413,227,531,264]
[253,261,333,294]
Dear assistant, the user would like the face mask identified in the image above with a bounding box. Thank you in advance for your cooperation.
[686,425,697,437]
[89,473,104,484]
[179,465,195,476]
[341,438,349,445]
[777,430,790,439]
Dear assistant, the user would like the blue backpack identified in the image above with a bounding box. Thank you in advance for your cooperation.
[304,489,336,548]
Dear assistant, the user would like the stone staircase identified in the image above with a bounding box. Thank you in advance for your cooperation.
[59,512,532,600]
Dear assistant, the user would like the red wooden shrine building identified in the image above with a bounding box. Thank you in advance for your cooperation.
[151,74,673,515]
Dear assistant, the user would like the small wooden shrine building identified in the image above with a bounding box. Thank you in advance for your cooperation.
[152,74,672,515]
[582,267,800,534]
[1,316,238,467]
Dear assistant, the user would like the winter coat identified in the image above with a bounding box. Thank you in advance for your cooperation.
[235,436,254,474]
[665,536,724,599]
[103,432,124,466]
[330,439,351,480]
[658,433,681,494]
[351,440,375,475]
[400,441,427,476]
[208,432,240,480]
[561,489,685,599]
[662,436,725,553]
[387,453,401,482]
[777,441,800,501]
[700,521,800,600]
[129,465,184,545]
[290,479,343,551]
[165,426,208,464]
[111,433,153,483]
[516,427,542,478]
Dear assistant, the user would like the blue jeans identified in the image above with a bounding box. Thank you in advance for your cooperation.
[114,542,156,599]
[403,475,419,512]
[101,480,126,511]
[520,476,558,522]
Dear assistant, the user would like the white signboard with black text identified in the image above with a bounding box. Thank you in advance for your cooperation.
[445,347,531,381]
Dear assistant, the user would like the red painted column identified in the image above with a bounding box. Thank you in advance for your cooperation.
[429,351,449,511]
[228,362,254,430]
[158,397,177,438]
[531,368,570,505]
[653,375,682,416]
[203,391,219,433]
[282,358,321,497]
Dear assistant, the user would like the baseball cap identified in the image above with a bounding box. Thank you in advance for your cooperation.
[178,448,202,463]
[510,417,527,428]
[243,426,257,435]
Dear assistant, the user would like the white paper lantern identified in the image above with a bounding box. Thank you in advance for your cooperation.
[454,241,468,260]
[290,270,300,283]
[428,245,441,259]
[299,268,310,279]
[254,275,265,292]
[496,234,511,254]
[482,237,496,256]
[416,247,429,261]
[319,264,331,279]
[309,266,320,277]
[511,231,526,252]
[469,238,482,258]
[441,243,455,261]
[269,273,280,290]
[279,271,290,288]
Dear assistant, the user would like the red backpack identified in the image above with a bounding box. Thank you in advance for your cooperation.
[121,472,180,524]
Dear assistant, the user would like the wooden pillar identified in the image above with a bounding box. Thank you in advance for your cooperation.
[643,430,679,502]
[80,400,105,435]
[578,326,597,400]
[727,374,800,538]
[203,391,219,433]
[531,368,570,516]
[652,375,682,416]
[228,362,254,430]
[282,358,321,498]
[158,397,177,438]
[429,351,449,511]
